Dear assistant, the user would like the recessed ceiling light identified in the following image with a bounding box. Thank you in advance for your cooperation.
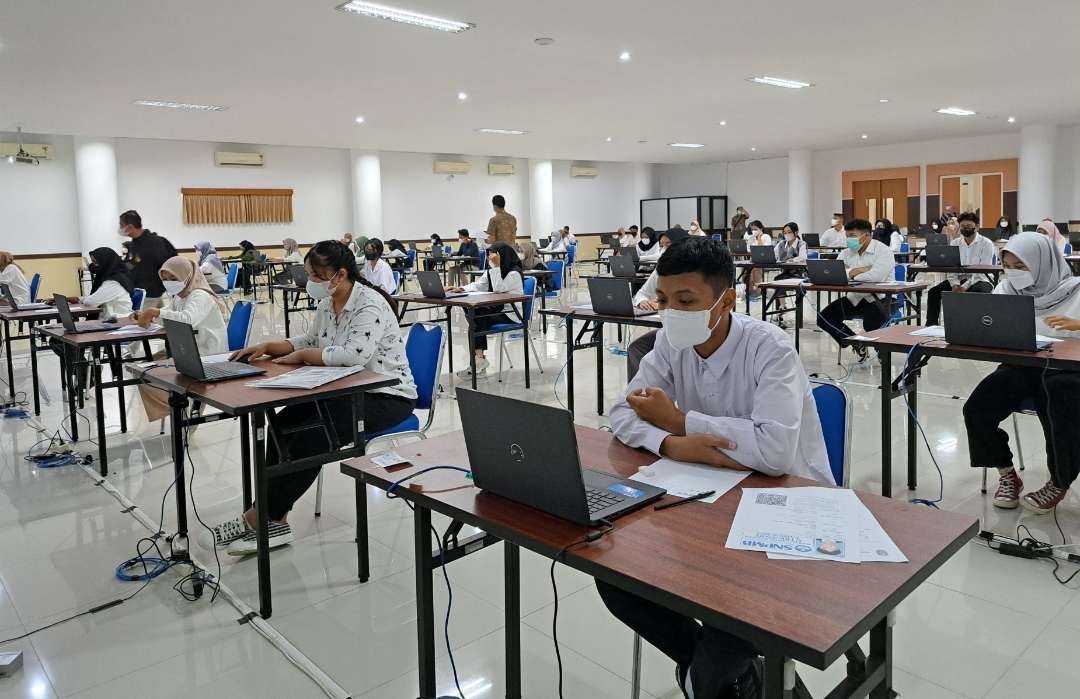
[668,143,705,148]
[605,137,613,142]
[936,106,976,116]
[457,92,468,101]
[878,98,890,103]
[637,140,648,144]
[355,116,366,124]
[718,120,727,126]
[860,133,869,140]
[134,100,227,111]
[477,128,527,135]
[335,1,475,33]
[748,76,812,89]
[1007,116,1016,123]
[534,37,554,46]
[619,51,631,61]
[750,147,757,152]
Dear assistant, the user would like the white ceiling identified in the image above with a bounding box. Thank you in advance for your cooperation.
[1,0,1078,164]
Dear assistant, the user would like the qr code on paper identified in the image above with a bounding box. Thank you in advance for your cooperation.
[755,493,787,506]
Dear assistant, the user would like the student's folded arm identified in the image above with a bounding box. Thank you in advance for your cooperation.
[854,250,894,283]
[610,340,677,455]
[320,307,380,367]
[159,290,215,326]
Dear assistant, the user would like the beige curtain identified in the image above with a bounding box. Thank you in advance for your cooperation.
[181,189,293,225]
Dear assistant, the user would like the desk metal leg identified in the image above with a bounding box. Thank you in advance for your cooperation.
[64,345,79,441]
[3,319,13,401]
[109,346,128,434]
[283,290,291,336]
[30,326,40,415]
[445,307,454,376]
[868,615,894,699]
[794,290,803,353]
[504,541,521,698]
[880,350,892,497]
[465,308,477,390]
[168,391,189,542]
[763,656,793,699]
[92,347,107,476]
[253,409,272,618]
[350,391,369,581]
[566,314,576,416]
[907,369,918,491]
[240,414,252,510]
[540,291,548,334]
[414,504,436,698]
[596,321,605,416]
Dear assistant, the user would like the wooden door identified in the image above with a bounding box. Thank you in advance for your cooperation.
[940,176,961,215]
[982,174,1002,226]
[853,180,881,222]
[881,178,908,227]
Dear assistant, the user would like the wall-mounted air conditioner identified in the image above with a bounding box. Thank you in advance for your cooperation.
[434,160,472,175]
[488,163,515,176]
[215,151,265,167]
[570,165,599,178]
[0,143,53,160]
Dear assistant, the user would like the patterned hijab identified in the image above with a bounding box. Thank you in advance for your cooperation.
[999,232,1080,312]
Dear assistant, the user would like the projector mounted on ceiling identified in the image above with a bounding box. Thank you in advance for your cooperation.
[6,128,40,166]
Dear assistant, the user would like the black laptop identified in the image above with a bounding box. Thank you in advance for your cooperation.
[806,259,861,286]
[52,294,116,332]
[750,245,777,264]
[942,293,1052,352]
[925,233,949,246]
[580,278,656,317]
[163,319,265,382]
[288,265,308,287]
[802,233,820,247]
[457,389,665,525]
[923,245,962,267]
[609,255,639,278]
[727,239,748,255]
[415,270,467,299]
[0,283,47,311]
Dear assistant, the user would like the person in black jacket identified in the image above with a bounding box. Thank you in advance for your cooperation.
[449,229,479,285]
[119,210,177,308]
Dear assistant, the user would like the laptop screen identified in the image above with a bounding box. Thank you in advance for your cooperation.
[162,319,206,380]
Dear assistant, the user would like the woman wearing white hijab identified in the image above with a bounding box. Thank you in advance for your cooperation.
[1037,218,1068,253]
[963,232,1080,514]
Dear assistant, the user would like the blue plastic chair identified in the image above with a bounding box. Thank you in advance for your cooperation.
[891,263,907,322]
[566,243,577,277]
[491,276,544,382]
[807,250,820,260]
[130,288,146,312]
[900,242,910,253]
[405,249,416,271]
[545,260,565,298]
[28,273,40,302]
[444,245,452,254]
[811,379,852,486]
[226,300,255,351]
[1065,243,1074,256]
[477,249,487,271]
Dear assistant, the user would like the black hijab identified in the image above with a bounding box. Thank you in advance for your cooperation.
[637,227,659,252]
[89,247,134,294]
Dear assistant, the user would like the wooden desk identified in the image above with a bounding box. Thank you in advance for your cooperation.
[0,303,98,403]
[269,283,314,336]
[539,306,661,416]
[393,292,530,390]
[906,263,1002,286]
[757,280,928,354]
[341,428,978,699]
[840,325,1080,497]
[130,358,397,617]
[35,319,165,472]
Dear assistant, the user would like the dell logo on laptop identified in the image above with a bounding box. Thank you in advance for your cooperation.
[509,443,525,463]
[981,315,994,327]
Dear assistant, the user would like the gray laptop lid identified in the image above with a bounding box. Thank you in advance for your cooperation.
[587,277,636,315]
[806,259,850,285]
[609,255,638,278]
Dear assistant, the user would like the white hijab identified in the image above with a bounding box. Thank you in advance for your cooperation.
[999,232,1080,312]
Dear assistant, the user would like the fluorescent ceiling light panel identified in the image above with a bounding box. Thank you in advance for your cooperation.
[936,106,976,116]
[748,76,812,89]
[134,100,227,111]
[477,128,526,135]
[668,142,705,148]
[335,2,474,33]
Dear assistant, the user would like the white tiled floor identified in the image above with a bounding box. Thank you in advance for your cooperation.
[0,279,1078,698]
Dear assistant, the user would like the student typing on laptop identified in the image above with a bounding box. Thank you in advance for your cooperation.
[815,218,895,364]
[964,232,1080,515]
[133,256,228,421]
[602,237,832,699]
[207,241,416,556]
[59,248,134,319]
[628,228,689,379]
[925,212,996,326]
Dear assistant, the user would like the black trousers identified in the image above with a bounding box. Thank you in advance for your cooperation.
[963,365,1080,489]
[816,296,889,343]
[926,280,993,325]
[596,581,755,685]
[470,307,512,351]
[265,393,415,520]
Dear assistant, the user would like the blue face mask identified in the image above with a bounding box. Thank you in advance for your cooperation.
[846,236,862,251]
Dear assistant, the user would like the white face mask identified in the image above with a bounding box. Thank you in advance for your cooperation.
[1004,268,1034,290]
[306,274,339,300]
[784,233,795,242]
[661,296,724,350]
[162,280,186,296]
[831,218,840,226]
[640,237,650,245]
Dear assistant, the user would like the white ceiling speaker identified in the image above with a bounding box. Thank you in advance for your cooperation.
[215,151,264,167]
[433,160,471,175]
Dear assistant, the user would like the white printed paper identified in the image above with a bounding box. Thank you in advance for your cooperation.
[768,500,907,563]
[629,458,749,503]
[909,325,1060,344]
[107,323,162,336]
[371,451,408,468]
[247,365,364,390]
[725,487,862,563]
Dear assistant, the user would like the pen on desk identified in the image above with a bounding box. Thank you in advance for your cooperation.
[654,490,715,510]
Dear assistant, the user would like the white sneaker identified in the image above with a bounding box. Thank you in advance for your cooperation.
[201,515,250,550]
[456,357,490,378]
[227,521,294,556]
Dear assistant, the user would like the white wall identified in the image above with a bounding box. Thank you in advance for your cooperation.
[379,151,530,241]
[657,162,728,198]
[115,138,352,248]
[726,158,790,226]
[552,161,653,233]
[0,131,80,253]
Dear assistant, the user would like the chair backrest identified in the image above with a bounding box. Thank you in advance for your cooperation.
[392,271,400,290]
[900,242,910,253]
[405,248,416,270]
[444,245,452,254]
[522,276,536,321]
[811,379,851,487]
[29,273,40,302]
[225,263,239,291]
[478,249,487,271]
[1066,242,1074,256]
[130,287,146,312]
[893,263,905,282]
[227,300,255,351]
[807,250,820,260]
[567,243,577,264]
[405,323,444,412]
[546,260,565,291]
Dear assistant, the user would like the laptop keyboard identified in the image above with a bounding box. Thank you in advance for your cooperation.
[202,362,252,379]
[585,486,626,514]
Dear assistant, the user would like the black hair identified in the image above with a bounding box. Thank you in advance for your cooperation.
[365,238,385,256]
[89,247,134,294]
[305,240,397,314]
[430,234,442,245]
[656,237,734,294]
[486,241,523,279]
[783,221,799,234]
[844,218,872,234]
[119,210,142,228]
[492,194,506,209]
[957,211,980,225]
[641,226,655,237]
[749,219,764,231]
[563,225,570,231]
[872,218,893,244]
[457,228,470,238]
[629,225,638,231]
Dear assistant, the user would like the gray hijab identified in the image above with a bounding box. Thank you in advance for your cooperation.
[999,232,1080,312]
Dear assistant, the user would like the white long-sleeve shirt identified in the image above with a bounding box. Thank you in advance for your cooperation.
[632,269,659,306]
[81,280,132,319]
[463,267,525,316]
[200,262,228,290]
[889,231,906,252]
[619,233,638,248]
[839,239,895,302]
[543,238,567,253]
[820,227,846,248]
[948,234,996,288]
[990,283,1080,340]
[361,258,397,295]
[744,232,773,246]
[0,265,31,306]
[610,313,833,483]
[774,238,807,263]
[637,245,662,263]
[161,289,228,355]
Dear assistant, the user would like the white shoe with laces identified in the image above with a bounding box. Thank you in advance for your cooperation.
[227,521,294,556]
[455,357,490,378]
[201,515,250,550]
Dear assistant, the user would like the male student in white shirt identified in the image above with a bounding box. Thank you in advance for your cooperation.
[925,211,996,325]
[601,236,831,699]
[816,218,895,363]
[820,213,847,248]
